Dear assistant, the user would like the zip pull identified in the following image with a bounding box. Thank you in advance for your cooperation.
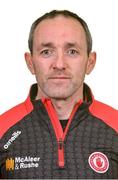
[58,138,64,168]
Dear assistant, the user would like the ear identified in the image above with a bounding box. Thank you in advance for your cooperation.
[86,52,96,75]
[24,52,35,75]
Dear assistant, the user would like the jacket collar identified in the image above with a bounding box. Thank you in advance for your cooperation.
[24,83,94,111]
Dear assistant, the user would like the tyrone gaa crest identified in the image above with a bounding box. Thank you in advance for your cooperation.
[88,152,109,173]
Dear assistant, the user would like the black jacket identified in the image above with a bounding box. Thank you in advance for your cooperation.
[0,84,118,179]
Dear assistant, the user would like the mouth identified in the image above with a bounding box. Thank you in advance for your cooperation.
[48,77,70,79]
[48,76,71,84]
[48,75,71,79]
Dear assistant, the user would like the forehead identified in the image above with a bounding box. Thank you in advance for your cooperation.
[33,15,87,47]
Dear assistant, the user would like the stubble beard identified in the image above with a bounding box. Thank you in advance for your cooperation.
[38,79,83,100]
[36,69,85,100]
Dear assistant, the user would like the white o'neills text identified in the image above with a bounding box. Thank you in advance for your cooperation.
[4,131,21,149]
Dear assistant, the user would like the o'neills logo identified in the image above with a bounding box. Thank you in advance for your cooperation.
[4,131,21,149]
[6,156,40,171]
[88,152,109,173]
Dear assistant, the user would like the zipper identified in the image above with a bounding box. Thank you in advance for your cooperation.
[58,138,64,168]
[42,98,82,168]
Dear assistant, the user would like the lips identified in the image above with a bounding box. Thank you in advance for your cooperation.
[48,77,70,79]
[47,76,71,84]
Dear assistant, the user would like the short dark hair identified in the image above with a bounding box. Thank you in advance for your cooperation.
[28,10,92,55]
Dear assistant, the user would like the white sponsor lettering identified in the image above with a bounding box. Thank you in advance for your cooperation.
[15,156,40,163]
[4,131,21,149]
[15,156,40,170]
[20,162,39,169]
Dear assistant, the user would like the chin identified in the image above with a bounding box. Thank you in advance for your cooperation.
[45,90,72,100]
[42,84,78,99]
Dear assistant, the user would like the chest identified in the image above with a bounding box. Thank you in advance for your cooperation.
[1,118,118,179]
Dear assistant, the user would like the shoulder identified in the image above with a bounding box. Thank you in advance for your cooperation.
[89,99,118,133]
[0,96,33,138]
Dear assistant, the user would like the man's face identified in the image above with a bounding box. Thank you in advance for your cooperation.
[25,16,96,99]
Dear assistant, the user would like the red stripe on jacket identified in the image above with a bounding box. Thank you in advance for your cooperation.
[0,96,33,138]
[89,100,118,133]
[0,95,117,139]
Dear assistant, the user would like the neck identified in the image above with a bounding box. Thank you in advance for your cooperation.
[36,86,83,120]
[51,93,83,120]
[51,100,80,120]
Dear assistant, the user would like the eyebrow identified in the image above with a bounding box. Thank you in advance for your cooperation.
[40,42,55,48]
[64,42,81,49]
[39,42,81,50]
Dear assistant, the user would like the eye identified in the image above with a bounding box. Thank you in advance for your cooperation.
[67,49,79,55]
[40,49,53,58]
[67,49,79,56]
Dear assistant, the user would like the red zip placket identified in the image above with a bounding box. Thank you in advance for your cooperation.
[42,98,82,168]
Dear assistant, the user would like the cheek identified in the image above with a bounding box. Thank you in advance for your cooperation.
[72,61,87,77]
[33,61,49,80]
[33,60,42,73]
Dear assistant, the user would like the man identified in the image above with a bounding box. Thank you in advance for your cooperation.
[0,10,118,179]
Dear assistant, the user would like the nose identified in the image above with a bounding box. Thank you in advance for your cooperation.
[52,52,66,70]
